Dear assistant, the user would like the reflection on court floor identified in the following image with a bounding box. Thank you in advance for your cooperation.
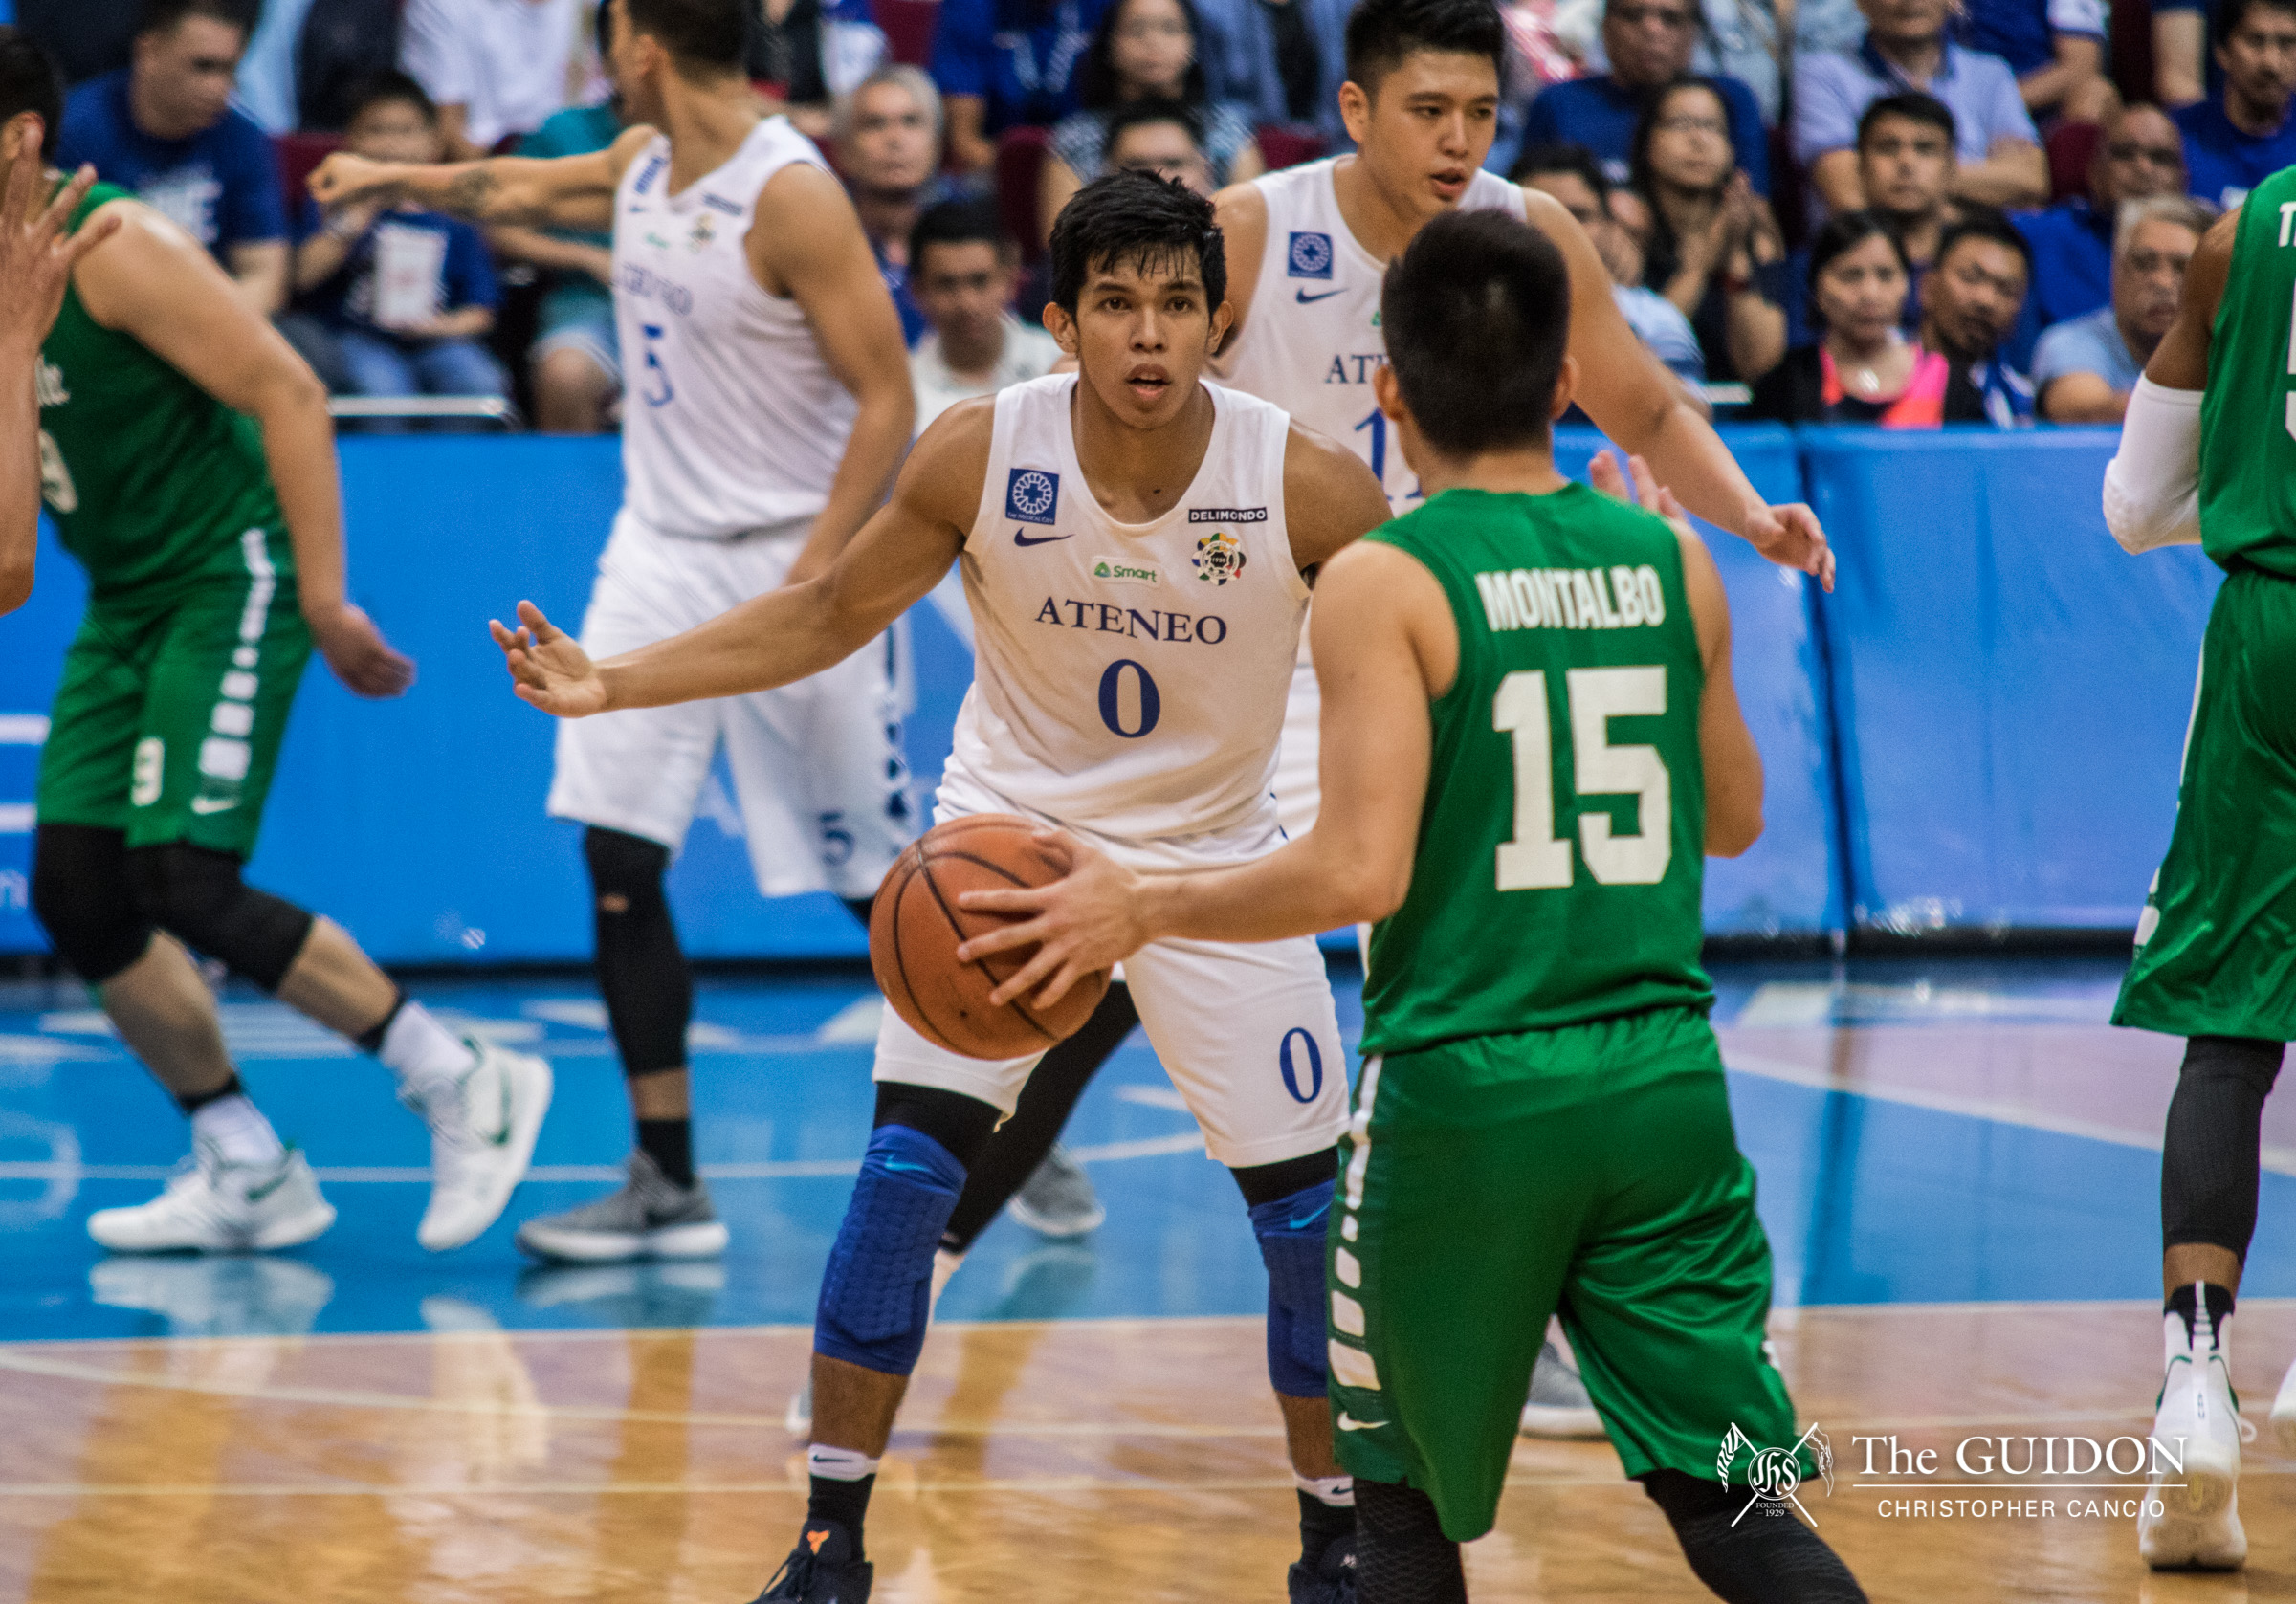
[6,956,2296,1600]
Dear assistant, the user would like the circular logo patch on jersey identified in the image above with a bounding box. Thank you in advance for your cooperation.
[1192,528,1248,585]
[1008,469,1059,522]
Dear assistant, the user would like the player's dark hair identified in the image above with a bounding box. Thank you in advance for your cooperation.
[2219,0,2296,39]
[1857,90,1956,151]
[910,197,1012,274]
[625,0,748,72]
[136,0,259,39]
[1104,96,1207,155]
[1078,0,1210,109]
[1344,0,1505,99]
[1627,77,1735,201]
[343,69,438,129]
[1380,208,1570,457]
[1934,204,2033,279]
[0,28,62,140]
[1804,209,1910,317]
[1049,168,1226,315]
[1511,140,1609,202]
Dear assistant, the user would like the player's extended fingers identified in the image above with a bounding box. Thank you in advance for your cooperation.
[60,204,121,269]
[955,914,1049,963]
[1028,828,1078,873]
[489,618,518,649]
[37,164,95,245]
[515,599,563,642]
[1030,961,1084,1012]
[2,130,37,235]
[956,886,1049,917]
[1586,450,1625,501]
[986,942,1066,1007]
[1626,453,1665,512]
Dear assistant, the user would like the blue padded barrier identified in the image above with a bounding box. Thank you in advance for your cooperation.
[1803,427,2221,932]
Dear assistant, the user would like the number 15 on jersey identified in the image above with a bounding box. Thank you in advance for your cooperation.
[1494,667,1672,890]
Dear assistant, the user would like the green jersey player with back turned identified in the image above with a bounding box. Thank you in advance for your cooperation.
[953,209,1866,1604]
[0,30,551,1261]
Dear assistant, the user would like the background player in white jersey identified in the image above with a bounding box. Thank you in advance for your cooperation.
[312,0,917,1263]
[491,173,1394,1604]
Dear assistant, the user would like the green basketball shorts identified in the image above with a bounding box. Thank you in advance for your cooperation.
[1326,1005,1802,1541]
[36,529,311,858]
[2116,564,2296,1042]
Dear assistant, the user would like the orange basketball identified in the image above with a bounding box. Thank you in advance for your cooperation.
[870,814,1112,1059]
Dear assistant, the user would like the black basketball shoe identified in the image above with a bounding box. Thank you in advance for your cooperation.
[750,1521,873,1603]
[1289,1530,1358,1602]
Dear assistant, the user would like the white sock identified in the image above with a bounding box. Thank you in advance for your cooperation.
[806,1444,881,1482]
[376,1000,475,1100]
[192,1092,285,1168]
[1296,1472,1356,1506]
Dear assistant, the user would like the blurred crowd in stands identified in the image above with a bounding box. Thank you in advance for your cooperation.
[14,0,2281,430]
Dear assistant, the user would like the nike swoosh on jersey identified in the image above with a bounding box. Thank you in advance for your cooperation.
[1337,1413,1387,1431]
[1294,288,1344,303]
[189,797,238,814]
[1012,529,1075,547]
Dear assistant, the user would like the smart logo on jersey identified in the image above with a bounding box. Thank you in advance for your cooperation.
[1005,469,1061,525]
[1288,231,1334,279]
[1092,558,1159,586]
[1192,528,1248,585]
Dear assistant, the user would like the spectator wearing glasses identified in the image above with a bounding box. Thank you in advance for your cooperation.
[55,0,286,317]
[1515,0,1771,194]
[1038,0,1261,241]
[1787,89,1955,341]
[1190,0,1350,146]
[2034,194,2210,422]
[933,0,1115,175]
[1513,139,1708,383]
[1630,75,1786,381]
[1954,0,2115,125]
[905,199,1063,433]
[397,0,584,162]
[2174,0,2296,209]
[1918,207,2035,424]
[1796,0,2047,215]
[2011,101,2186,349]
[1753,210,1972,423]
[836,65,958,345]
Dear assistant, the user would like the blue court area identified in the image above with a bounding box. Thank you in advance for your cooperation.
[5,954,2290,1347]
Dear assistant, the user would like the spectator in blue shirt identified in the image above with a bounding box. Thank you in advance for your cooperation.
[837,65,962,346]
[1516,0,1770,195]
[293,72,507,427]
[2035,194,2209,422]
[933,0,1115,174]
[2008,100,2186,356]
[56,0,286,315]
[1190,0,1349,145]
[1918,207,2035,425]
[1795,0,2047,217]
[1954,0,2113,125]
[2175,0,2296,209]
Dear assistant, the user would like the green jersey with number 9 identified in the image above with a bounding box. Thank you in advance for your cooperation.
[1359,483,1712,1057]
[2198,166,2296,581]
[37,182,290,604]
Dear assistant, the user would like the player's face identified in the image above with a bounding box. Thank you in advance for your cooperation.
[2116,219,2199,344]
[130,15,246,142]
[1048,252,1230,429]
[842,82,940,193]
[1813,231,1910,348]
[1857,115,1953,219]
[1340,53,1500,220]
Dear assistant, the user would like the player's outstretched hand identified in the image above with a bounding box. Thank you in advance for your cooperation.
[956,831,1149,1008]
[307,152,395,209]
[0,133,115,355]
[1588,449,1836,592]
[312,601,416,698]
[490,601,607,717]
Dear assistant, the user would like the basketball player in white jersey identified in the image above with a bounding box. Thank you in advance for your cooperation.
[311,0,917,1263]
[493,172,1393,1604]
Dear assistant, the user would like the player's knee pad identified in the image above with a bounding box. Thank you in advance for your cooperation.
[815,1123,969,1375]
[122,844,314,993]
[1640,1471,1866,1603]
[2163,1035,2288,1257]
[583,828,689,1077]
[30,824,153,984]
[1249,1176,1336,1398]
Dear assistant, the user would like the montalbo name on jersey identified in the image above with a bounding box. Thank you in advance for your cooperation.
[1034,596,1229,643]
[1474,564,1669,633]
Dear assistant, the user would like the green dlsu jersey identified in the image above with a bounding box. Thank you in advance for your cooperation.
[37,183,290,604]
[1359,485,1713,1057]
[2200,165,2296,580]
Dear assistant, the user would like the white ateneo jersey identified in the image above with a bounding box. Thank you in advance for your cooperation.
[1222,158,1529,513]
[945,375,1308,840]
[613,117,855,538]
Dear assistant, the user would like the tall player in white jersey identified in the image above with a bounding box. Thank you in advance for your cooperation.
[312,0,917,1263]
[492,173,1393,1604]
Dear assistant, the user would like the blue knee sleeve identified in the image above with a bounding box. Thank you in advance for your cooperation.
[815,1124,967,1375]
[1251,1179,1336,1398]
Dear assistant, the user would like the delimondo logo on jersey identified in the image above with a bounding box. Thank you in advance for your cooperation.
[1288,231,1334,279]
[1005,469,1061,525]
[1187,508,1266,523]
[1092,559,1159,586]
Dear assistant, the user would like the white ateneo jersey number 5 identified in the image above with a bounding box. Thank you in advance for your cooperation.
[1493,667,1671,890]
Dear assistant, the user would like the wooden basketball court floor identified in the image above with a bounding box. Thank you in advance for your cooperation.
[8,956,2296,1602]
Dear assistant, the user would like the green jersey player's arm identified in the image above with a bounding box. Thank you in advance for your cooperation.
[1284,420,1395,575]
[71,201,413,696]
[495,399,984,715]
[951,500,1764,1000]
[305,125,658,233]
[2102,206,2237,553]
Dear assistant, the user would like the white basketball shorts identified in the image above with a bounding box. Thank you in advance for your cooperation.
[870,765,1349,1168]
[547,508,915,900]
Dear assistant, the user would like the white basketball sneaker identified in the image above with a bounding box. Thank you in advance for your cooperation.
[408,1039,552,1252]
[2140,1296,2250,1571]
[87,1141,335,1253]
[2268,1353,2296,1455]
